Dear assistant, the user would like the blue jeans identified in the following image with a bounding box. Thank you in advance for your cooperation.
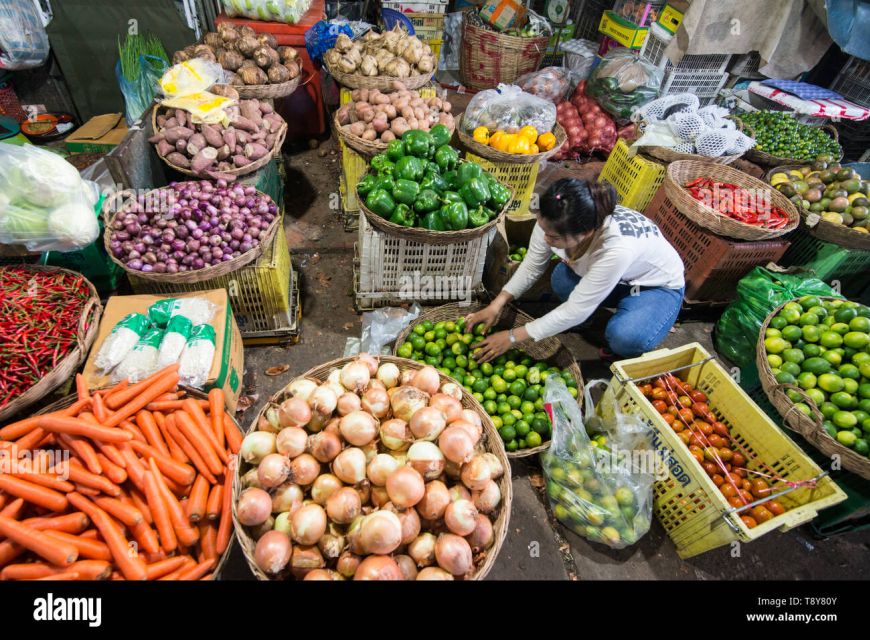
[550,262,684,357]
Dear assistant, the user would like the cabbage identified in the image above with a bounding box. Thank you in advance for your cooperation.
[4,147,81,208]
[47,202,99,251]
[0,199,50,248]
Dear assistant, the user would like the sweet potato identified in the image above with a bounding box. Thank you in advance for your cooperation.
[244,143,269,160]
[175,139,188,153]
[175,109,187,127]
[264,134,276,149]
[260,101,274,115]
[166,152,190,168]
[223,128,237,150]
[232,155,251,168]
[156,115,167,128]
[191,147,219,174]
[216,144,231,160]
[239,101,263,126]
[163,126,194,144]
[231,116,258,133]
[156,140,174,158]
[201,124,224,149]
[187,133,207,156]
[147,134,163,144]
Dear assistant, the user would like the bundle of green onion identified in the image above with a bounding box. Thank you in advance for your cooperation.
[118,33,169,81]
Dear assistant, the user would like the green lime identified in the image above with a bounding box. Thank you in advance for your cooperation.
[852,410,869,426]
[860,399,870,414]
[434,328,447,341]
[803,357,832,375]
[863,418,870,434]
[835,307,858,323]
[854,439,869,456]
[770,316,788,330]
[502,368,517,383]
[797,371,817,389]
[799,312,820,326]
[461,374,475,387]
[480,362,494,376]
[509,380,526,397]
[818,373,845,393]
[836,430,857,448]
[831,391,857,409]
[821,401,839,419]
[483,388,497,402]
[505,439,518,452]
[397,342,413,358]
[794,403,813,417]
[444,321,456,333]
[472,379,489,394]
[491,415,503,430]
[568,387,578,399]
[438,367,451,376]
[445,333,459,346]
[483,400,498,415]
[501,413,516,428]
[831,322,851,335]
[515,420,531,437]
[451,341,468,356]
[497,393,508,404]
[820,332,843,349]
[808,305,828,319]
[423,330,435,342]
[424,355,441,366]
[442,356,457,371]
[782,348,805,364]
[454,354,468,369]
[473,392,484,403]
[490,375,507,394]
[454,367,467,379]
[496,401,511,415]
[822,350,842,367]
[844,332,869,350]
[523,387,540,402]
[803,344,822,357]
[766,327,783,339]
[781,361,802,377]
[844,378,859,395]
[764,337,791,354]
[410,335,426,351]
[514,365,528,380]
[859,383,870,400]
[781,307,802,324]
[413,324,427,336]
[781,325,803,342]
[526,432,543,448]
[775,371,796,385]
[850,316,870,333]
[425,342,442,357]
[768,354,784,369]
[839,364,861,380]
[521,401,536,415]
[532,417,550,435]
[510,408,524,421]
[824,422,838,438]
[535,397,546,410]
[507,396,522,410]
[499,425,516,442]
[799,295,821,310]
[461,333,474,345]
[802,325,821,343]
[806,388,826,407]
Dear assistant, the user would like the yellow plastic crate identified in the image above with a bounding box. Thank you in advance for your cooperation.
[606,343,846,558]
[339,138,369,213]
[129,225,295,336]
[464,152,539,219]
[428,39,442,62]
[339,173,360,232]
[406,12,445,30]
[598,139,665,212]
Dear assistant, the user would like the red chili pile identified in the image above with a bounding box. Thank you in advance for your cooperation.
[0,267,93,409]
[684,177,790,229]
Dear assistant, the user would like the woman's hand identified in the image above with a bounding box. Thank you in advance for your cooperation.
[464,292,511,332]
[472,330,513,363]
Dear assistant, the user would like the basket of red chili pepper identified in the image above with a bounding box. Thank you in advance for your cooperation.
[664,161,800,241]
[0,266,102,422]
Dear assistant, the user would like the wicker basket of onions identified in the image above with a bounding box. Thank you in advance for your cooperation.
[232,355,512,581]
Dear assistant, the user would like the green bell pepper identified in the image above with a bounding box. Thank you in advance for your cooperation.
[379,160,395,177]
[414,189,441,214]
[442,170,458,190]
[424,170,449,193]
[392,179,420,206]
[394,156,426,182]
[442,202,469,231]
[425,161,439,175]
[419,175,437,193]
[456,162,483,187]
[434,145,459,172]
[357,175,378,197]
[468,206,490,228]
[402,130,433,158]
[371,153,392,174]
[421,210,446,231]
[386,139,406,162]
[374,175,396,193]
[366,188,396,218]
[389,203,415,227]
[430,124,451,148]
[459,177,491,209]
[487,181,511,210]
[442,191,464,205]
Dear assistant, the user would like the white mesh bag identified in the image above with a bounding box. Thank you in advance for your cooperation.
[695,129,743,157]
[634,93,699,123]
[673,141,697,154]
[668,111,706,142]
[724,130,756,155]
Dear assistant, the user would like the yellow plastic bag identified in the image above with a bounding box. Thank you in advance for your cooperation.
[161,92,234,125]
[158,59,234,124]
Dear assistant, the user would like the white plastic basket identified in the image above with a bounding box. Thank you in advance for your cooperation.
[354,214,492,309]
[830,56,870,109]
[380,0,447,14]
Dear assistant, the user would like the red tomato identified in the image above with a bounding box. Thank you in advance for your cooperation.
[677,430,692,445]
[707,435,726,449]
[728,496,746,509]
[652,400,668,414]
[677,395,693,408]
[751,506,774,524]
[661,412,675,424]
[668,405,680,417]
[718,447,733,463]
[731,452,746,467]
[720,484,738,498]
[640,384,653,397]
[671,420,686,433]
[651,387,668,401]
[697,421,714,437]
[732,466,748,478]
[740,515,757,529]
[712,421,730,437]
[765,500,786,516]
[702,461,719,476]
[678,408,694,424]
[690,390,708,403]
[751,479,772,499]
[689,434,704,448]
[739,490,754,504]
[653,378,666,389]
[711,474,725,487]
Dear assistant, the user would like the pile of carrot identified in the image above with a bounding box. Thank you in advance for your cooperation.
[0,364,241,581]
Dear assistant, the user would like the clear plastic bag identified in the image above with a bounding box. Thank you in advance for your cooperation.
[541,377,654,549]
[223,0,312,24]
[157,315,193,370]
[360,303,422,355]
[0,0,50,70]
[515,67,576,104]
[94,313,152,373]
[179,324,217,389]
[111,329,164,384]
[461,84,557,135]
[560,39,598,80]
[116,55,169,125]
[0,145,100,252]
[148,297,217,329]
[587,49,663,123]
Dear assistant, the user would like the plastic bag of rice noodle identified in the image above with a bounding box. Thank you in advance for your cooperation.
[157,315,193,369]
[148,297,217,329]
[111,328,164,383]
[94,313,151,372]
[179,324,217,389]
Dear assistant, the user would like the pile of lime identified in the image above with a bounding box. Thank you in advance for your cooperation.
[763,296,870,459]
[396,317,579,452]
[508,244,559,263]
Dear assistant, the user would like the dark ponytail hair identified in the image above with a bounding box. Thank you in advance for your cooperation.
[539,178,617,236]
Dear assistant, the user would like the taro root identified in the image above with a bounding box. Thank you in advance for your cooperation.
[253,46,280,69]
[267,64,291,84]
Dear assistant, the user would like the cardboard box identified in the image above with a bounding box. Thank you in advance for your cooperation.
[65,113,128,153]
[484,218,558,303]
[83,289,245,411]
[598,10,650,49]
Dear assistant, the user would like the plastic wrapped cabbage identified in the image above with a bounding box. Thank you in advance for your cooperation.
[0,145,100,252]
[221,0,312,24]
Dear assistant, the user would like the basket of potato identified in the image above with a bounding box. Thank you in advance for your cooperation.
[324,28,437,92]
[335,83,455,156]
[174,23,303,100]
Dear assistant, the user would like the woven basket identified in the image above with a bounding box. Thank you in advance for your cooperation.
[459,12,549,90]
[664,160,800,241]
[103,185,281,285]
[744,122,841,167]
[764,164,870,252]
[334,110,457,158]
[357,172,512,245]
[641,118,756,166]
[233,355,512,581]
[0,266,102,422]
[393,302,584,458]
[456,114,567,164]
[756,297,870,480]
[36,387,241,578]
[326,59,436,92]
[234,73,301,100]
[150,106,287,179]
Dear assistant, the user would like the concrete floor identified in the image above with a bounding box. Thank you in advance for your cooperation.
[218,139,870,580]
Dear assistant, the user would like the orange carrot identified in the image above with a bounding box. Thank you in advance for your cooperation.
[75,485,101,497]
[119,420,147,444]
[12,427,47,453]
[0,494,7,511]
[56,459,121,497]
[148,458,199,548]
[1,559,111,581]
[0,476,68,512]
[158,556,196,580]
[0,399,90,442]
[200,573,214,580]
[215,460,235,556]
[0,497,25,519]
[126,488,152,524]
[34,571,81,581]
[92,393,109,423]
[93,440,127,469]
[95,453,127,485]
[136,411,169,457]
[103,369,181,428]
[159,414,189,465]
[175,412,223,476]
[42,530,112,562]
[186,476,209,524]
[142,471,176,553]
[117,445,146,493]
[223,414,242,455]
[7,472,74,494]
[184,399,227,464]
[0,515,77,567]
[23,513,89,535]
[58,433,102,475]
[105,366,179,411]
[129,521,160,556]
[146,399,209,413]
[75,374,90,401]
[93,496,143,527]
[67,493,147,581]
[206,484,222,522]
[0,540,25,567]
[208,388,226,446]
[128,440,195,486]
[199,522,217,562]
[35,416,132,444]
[145,556,187,580]
[178,558,214,581]
[166,416,217,483]
[103,379,130,407]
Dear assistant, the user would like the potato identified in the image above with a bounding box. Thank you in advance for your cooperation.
[351,89,361,101]
[361,109,375,123]
[349,122,366,137]
[401,106,414,120]
[380,130,396,142]
[355,101,370,115]
[361,128,377,141]
[414,107,426,122]
[390,118,409,137]
[384,105,397,119]
[372,116,389,134]
[336,104,352,125]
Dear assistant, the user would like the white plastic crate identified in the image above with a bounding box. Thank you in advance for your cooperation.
[355,213,492,308]
[381,0,447,14]
[661,68,730,106]
[830,56,870,108]
[641,24,730,73]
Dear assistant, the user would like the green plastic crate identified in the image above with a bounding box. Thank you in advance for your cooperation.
[779,227,870,298]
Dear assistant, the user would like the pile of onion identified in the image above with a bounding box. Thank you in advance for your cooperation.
[237,355,505,581]
[553,80,618,159]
